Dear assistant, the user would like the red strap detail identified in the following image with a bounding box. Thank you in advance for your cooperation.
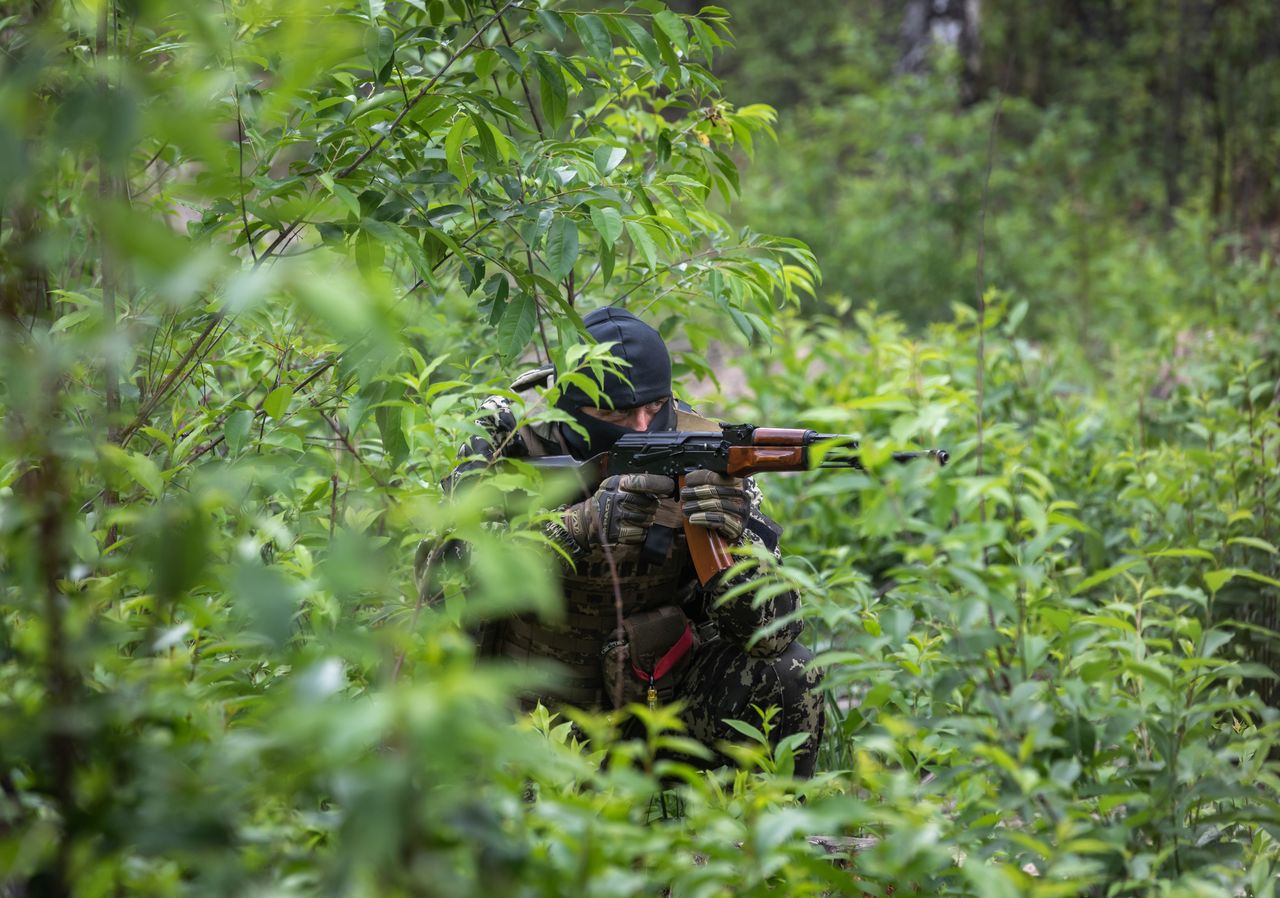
[631,622,695,683]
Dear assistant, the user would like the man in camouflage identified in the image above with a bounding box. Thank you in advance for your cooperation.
[435,307,824,777]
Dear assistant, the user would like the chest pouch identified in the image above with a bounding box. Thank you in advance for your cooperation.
[601,605,699,710]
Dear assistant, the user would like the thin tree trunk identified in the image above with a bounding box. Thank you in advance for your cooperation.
[1,2,54,326]
[1162,0,1190,224]
[98,1,121,548]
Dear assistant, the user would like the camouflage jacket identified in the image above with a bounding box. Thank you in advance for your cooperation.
[424,385,805,709]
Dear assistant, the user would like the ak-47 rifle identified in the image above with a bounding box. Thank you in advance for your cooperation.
[531,424,948,585]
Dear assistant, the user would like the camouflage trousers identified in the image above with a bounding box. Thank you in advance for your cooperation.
[670,639,825,778]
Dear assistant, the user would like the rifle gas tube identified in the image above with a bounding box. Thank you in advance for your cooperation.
[538,424,948,584]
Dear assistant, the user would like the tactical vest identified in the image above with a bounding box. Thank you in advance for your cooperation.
[497,387,716,709]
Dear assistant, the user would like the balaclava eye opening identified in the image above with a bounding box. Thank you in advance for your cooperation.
[554,307,674,457]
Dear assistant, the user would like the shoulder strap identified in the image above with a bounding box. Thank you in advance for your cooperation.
[674,405,720,431]
[516,403,568,457]
[505,367,571,457]
[517,422,568,458]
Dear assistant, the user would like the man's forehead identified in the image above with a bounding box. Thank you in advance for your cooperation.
[584,396,668,409]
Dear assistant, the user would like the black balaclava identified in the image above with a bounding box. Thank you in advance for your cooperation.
[555,307,675,458]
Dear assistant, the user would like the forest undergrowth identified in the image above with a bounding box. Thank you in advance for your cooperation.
[2,1,1279,896]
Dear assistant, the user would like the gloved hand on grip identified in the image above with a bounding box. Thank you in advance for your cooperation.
[560,474,676,553]
[680,470,749,542]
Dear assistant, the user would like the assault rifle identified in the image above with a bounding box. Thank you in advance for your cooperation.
[531,424,948,584]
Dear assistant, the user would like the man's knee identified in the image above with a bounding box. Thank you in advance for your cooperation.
[774,641,823,701]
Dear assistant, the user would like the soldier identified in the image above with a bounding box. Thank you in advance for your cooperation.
[431,307,824,777]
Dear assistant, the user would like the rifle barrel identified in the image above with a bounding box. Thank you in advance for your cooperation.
[816,448,949,469]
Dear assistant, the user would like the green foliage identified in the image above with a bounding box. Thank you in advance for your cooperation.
[722,0,1280,345]
[702,297,1280,893]
[2,2,1279,897]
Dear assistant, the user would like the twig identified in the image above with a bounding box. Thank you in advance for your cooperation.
[498,10,544,139]
[392,543,443,682]
[135,142,169,175]
[975,84,1007,675]
[223,0,258,263]
[321,412,391,491]
[600,539,627,710]
[974,94,1003,486]
[30,374,75,897]
[99,0,122,546]
[336,0,519,181]
[118,312,223,447]
[329,472,339,540]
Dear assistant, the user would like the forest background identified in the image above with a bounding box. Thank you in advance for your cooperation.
[2,1,1279,896]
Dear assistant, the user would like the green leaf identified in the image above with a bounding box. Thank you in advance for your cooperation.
[1146,547,1216,561]
[364,26,395,81]
[319,173,361,218]
[497,292,537,360]
[599,240,615,286]
[469,111,499,167]
[473,48,500,81]
[263,385,294,421]
[1206,567,1280,593]
[625,219,658,269]
[231,562,299,649]
[487,275,510,326]
[653,10,687,53]
[1205,569,1236,594]
[722,718,768,746]
[1201,627,1234,658]
[494,44,522,72]
[574,14,612,61]
[1125,658,1174,692]
[130,453,164,498]
[102,445,164,498]
[963,864,1021,898]
[50,308,93,333]
[651,20,680,69]
[593,145,626,176]
[535,9,566,43]
[689,18,720,65]
[360,217,435,283]
[535,52,568,131]
[376,403,408,469]
[444,116,474,186]
[1071,558,1143,595]
[590,206,623,246]
[544,216,578,280]
[1228,536,1278,554]
[225,409,253,454]
[728,306,753,342]
[614,17,662,70]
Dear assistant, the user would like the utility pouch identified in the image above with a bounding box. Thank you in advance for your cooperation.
[601,606,699,710]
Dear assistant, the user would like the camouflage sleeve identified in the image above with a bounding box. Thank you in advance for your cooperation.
[442,395,585,564]
[701,477,804,658]
[444,395,527,494]
[428,395,529,657]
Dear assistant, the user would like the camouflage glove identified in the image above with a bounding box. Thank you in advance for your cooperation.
[680,469,749,542]
[559,474,676,553]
